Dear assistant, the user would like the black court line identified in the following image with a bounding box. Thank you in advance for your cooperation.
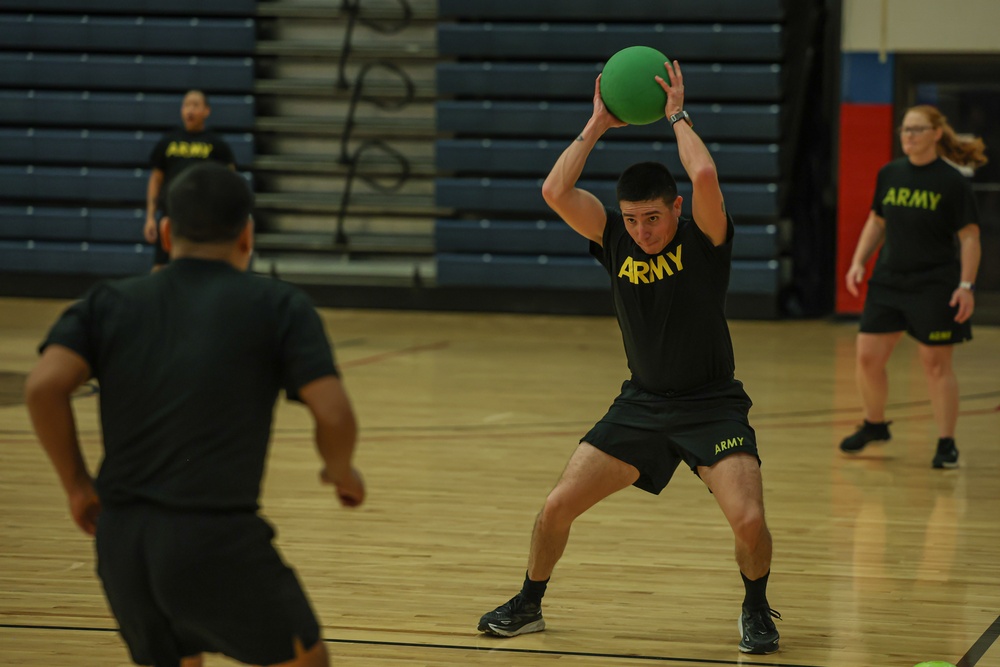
[0,623,819,666]
[956,614,1000,667]
[324,637,822,666]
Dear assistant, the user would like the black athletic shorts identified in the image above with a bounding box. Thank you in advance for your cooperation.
[860,280,972,345]
[95,504,321,667]
[582,378,760,495]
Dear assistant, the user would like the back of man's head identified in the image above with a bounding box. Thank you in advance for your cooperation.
[167,163,253,242]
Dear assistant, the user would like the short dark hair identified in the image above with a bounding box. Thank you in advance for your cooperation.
[166,163,253,242]
[616,162,678,203]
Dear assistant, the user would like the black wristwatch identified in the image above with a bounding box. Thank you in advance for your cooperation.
[668,110,693,128]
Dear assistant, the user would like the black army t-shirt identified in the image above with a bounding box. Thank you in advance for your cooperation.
[150,128,236,209]
[590,207,737,396]
[870,157,979,286]
[41,259,338,511]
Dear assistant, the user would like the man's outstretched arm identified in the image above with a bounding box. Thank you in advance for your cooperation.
[657,61,728,246]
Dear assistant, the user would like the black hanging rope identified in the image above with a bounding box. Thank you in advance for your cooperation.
[333,0,414,248]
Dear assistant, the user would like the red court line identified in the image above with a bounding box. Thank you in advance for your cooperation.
[340,341,449,369]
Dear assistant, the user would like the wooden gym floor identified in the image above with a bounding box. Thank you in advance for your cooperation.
[0,296,998,667]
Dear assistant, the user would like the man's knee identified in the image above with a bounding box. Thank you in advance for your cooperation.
[857,346,889,370]
[539,489,583,529]
[731,505,768,547]
[919,351,952,379]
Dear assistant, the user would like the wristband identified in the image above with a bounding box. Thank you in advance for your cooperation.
[668,110,693,128]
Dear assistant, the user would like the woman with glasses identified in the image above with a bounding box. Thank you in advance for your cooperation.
[840,104,987,468]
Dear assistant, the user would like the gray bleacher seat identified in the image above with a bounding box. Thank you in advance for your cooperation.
[1,0,256,16]
[438,0,784,21]
[0,206,147,243]
[436,101,784,141]
[434,219,782,259]
[436,139,781,179]
[436,178,781,219]
[439,24,783,62]
[437,63,784,102]
[0,53,255,93]
[0,15,254,55]
[0,239,152,275]
[0,91,256,131]
[437,253,608,290]
[1,129,255,168]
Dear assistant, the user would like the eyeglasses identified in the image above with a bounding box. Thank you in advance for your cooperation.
[899,125,933,136]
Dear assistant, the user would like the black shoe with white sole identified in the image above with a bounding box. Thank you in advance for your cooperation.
[738,605,781,654]
[478,594,545,637]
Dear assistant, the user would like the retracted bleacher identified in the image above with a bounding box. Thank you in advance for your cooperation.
[434,0,798,318]
[0,3,256,278]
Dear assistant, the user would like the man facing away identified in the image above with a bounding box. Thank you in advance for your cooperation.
[477,61,780,655]
[27,163,364,667]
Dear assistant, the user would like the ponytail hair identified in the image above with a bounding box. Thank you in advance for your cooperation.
[908,104,988,169]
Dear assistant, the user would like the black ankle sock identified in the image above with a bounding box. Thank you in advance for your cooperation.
[520,572,549,606]
[741,571,769,610]
[938,437,955,446]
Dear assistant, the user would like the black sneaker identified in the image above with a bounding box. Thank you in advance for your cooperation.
[932,438,959,469]
[839,420,891,453]
[477,594,545,637]
[738,606,781,654]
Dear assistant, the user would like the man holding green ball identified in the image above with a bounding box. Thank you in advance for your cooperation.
[477,59,780,655]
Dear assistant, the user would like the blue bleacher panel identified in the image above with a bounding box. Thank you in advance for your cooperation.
[0,240,152,275]
[436,139,780,180]
[436,102,783,141]
[0,53,254,93]
[436,220,588,256]
[436,178,781,219]
[434,219,782,259]
[437,63,784,102]
[0,91,256,131]
[1,0,256,16]
[436,253,784,294]
[1,129,254,168]
[0,166,146,203]
[0,15,255,55]
[439,24,783,62]
[0,166,253,204]
[0,206,146,243]
[438,0,785,22]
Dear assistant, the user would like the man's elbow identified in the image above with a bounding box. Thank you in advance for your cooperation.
[24,371,65,414]
[959,223,981,242]
[690,165,719,188]
[541,179,568,208]
[316,403,358,442]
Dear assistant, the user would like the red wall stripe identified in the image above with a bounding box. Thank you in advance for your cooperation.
[835,103,895,314]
